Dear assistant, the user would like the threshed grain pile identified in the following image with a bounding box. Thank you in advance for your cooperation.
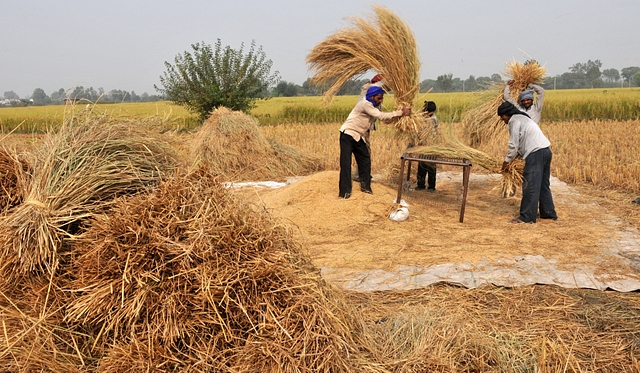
[192,107,322,181]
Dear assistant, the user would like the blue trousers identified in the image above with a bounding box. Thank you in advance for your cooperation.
[519,147,557,223]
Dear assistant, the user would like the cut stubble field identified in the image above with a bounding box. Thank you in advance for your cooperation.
[2,100,640,371]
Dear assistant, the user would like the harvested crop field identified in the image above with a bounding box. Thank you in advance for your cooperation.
[1,107,640,372]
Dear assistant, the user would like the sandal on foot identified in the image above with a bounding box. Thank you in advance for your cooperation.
[509,218,527,224]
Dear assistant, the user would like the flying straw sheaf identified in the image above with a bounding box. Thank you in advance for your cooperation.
[504,59,546,102]
[65,169,360,372]
[306,5,421,132]
[0,109,177,283]
[462,89,506,148]
[192,107,322,181]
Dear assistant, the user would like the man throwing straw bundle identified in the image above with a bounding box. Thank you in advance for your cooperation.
[338,86,411,199]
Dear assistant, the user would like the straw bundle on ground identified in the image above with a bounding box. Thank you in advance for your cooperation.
[62,168,360,372]
[0,110,177,284]
[0,147,31,213]
[192,107,322,181]
[306,5,421,132]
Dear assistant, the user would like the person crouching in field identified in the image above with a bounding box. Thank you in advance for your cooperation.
[339,86,411,199]
[498,101,557,223]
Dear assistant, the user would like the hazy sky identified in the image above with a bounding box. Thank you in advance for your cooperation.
[2,0,639,98]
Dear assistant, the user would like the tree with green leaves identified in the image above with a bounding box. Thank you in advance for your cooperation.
[436,73,453,92]
[31,88,50,105]
[621,66,640,85]
[155,39,280,120]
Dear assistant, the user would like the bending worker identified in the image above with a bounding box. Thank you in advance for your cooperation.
[339,86,411,199]
[498,101,557,224]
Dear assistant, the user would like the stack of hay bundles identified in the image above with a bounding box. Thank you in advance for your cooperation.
[0,109,361,372]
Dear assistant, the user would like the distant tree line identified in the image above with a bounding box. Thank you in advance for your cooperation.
[1,87,163,107]
[3,59,639,106]
[272,60,640,97]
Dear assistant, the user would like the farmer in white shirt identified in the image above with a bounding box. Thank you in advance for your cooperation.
[503,81,545,124]
[339,85,411,199]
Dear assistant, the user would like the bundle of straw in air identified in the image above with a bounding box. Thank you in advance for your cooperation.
[0,109,176,283]
[65,168,360,372]
[462,59,546,148]
[461,89,506,148]
[504,59,546,102]
[306,5,421,132]
[192,107,322,181]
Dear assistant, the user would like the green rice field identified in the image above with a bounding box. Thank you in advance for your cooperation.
[1,88,638,133]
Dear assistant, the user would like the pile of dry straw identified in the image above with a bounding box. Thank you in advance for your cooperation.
[0,107,364,372]
[192,107,323,181]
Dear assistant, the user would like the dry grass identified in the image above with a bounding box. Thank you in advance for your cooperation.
[0,147,31,212]
[306,5,421,132]
[0,107,177,285]
[192,107,322,181]
[1,168,365,372]
[349,284,640,372]
[2,110,640,371]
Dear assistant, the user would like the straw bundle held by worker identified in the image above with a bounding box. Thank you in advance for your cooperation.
[462,59,545,148]
[0,109,177,283]
[192,107,322,181]
[306,5,421,132]
[65,168,360,372]
[504,59,546,102]
[0,147,31,213]
[461,89,506,148]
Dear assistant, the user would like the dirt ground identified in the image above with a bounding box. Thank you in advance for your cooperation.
[6,131,640,292]
[235,170,640,292]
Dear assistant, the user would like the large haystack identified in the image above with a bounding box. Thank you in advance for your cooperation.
[192,107,322,181]
[0,109,177,287]
[61,168,360,372]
